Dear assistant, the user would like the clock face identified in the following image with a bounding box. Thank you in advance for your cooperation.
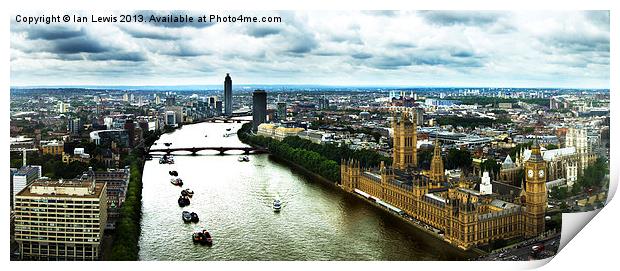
[539,169,545,178]
[527,169,534,178]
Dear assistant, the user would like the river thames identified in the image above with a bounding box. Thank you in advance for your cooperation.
[138,121,474,260]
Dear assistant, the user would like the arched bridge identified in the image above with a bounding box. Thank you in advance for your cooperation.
[202,117,251,123]
[148,146,267,155]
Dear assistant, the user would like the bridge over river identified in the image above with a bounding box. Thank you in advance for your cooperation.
[148,146,267,155]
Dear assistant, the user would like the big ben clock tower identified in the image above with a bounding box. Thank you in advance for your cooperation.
[525,141,547,237]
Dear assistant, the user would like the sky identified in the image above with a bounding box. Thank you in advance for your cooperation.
[10,10,610,88]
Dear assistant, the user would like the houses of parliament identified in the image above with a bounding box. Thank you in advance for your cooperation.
[340,110,547,250]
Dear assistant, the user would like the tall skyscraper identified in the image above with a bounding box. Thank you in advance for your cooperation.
[252,89,267,132]
[215,101,223,116]
[68,117,81,135]
[224,73,232,116]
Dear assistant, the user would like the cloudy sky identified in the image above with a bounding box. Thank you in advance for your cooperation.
[10,10,609,88]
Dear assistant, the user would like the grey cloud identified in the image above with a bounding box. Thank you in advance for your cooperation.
[450,50,474,58]
[412,54,483,67]
[371,56,412,69]
[26,27,84,40]
[419,11,501,26]
[14,26,147,62]
[53,36,109,54]
[246,25,282,38]
[330,35,363,45]
[411,55,446,66]
[9,11,609,88]
[545,32,609,53]
[584,11,609,30]
[351,52,372,59]
[314,51,344,57]
[275,13,319,55]
[284,29,318,54]
[120,26,180,40]
[87,51,147,62]
[366,50,484,70]
[27,50,147,62]
[287,38,317,54]
[389,42,416,49]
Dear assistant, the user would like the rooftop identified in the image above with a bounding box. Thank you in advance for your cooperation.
[17,179,105,199]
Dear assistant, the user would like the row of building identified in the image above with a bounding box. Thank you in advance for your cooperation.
[341,109,548,249]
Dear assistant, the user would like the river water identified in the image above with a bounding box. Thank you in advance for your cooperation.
[138,121,473,260]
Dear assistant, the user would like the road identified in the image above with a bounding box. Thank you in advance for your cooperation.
[476,233,561,261]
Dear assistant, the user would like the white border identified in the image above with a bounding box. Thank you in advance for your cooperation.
[3,1,617,270]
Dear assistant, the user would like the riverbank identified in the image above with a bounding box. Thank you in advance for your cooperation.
[107,151,144,260]
[268,154,338,186]
[107,129,163,260]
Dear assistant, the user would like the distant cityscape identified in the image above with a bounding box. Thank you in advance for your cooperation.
[9,71,610,260]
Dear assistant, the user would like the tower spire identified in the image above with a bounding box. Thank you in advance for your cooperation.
[430,125,444,183]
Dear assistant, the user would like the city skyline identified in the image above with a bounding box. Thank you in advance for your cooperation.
[11,11,610,88]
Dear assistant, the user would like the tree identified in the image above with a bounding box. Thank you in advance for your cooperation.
[550,186,569,200]
[480,159,501,179]
[445,148,472,170]
[436,116,510,129]
[109,150,144,260]
[574,157,608,191]
[546,213,562,231]
[509,142,533,160]
[546,144,559,150]
[417,148,433,170]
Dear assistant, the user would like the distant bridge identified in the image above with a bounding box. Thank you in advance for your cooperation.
[148,146,267,155]
[201,117,251,123]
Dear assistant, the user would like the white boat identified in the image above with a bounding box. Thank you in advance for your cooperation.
[170,178,183,186]
[238,156,250,162]
[273,199,282,212]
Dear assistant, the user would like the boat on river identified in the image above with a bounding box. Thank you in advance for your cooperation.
[238,156,250,162]
[178,196,190,207]
[170,178,183,186]
[273,199,282,212]
[182,211,192,222]
[181,188,194,197]
[192,229,213,246]
[160,155,175,164]
[169,170,178,176]
[190,212,199,222]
